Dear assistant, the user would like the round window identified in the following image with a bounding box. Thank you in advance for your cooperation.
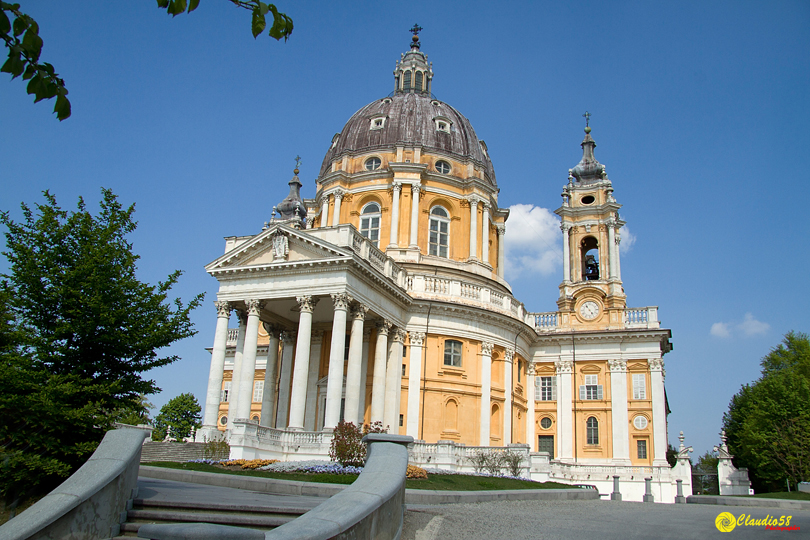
[581,195,595,205]
[435,160,451,174]
[365,157,381,171]
[540,417,552,429]
[219,416,228,425]
[633,416,648,430]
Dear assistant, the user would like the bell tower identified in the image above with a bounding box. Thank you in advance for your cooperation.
[555,117,627,329]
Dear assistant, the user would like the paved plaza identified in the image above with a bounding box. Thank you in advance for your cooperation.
[402,499,809,540]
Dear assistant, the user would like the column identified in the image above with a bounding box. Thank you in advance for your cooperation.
[409,183,421,248]
[496,225,506,278]
[324,293,351,430]
[504,347,514,445]
[480,342,494,445]
[226,310,247,431]
[468,196,479,260]
[370,320,392,424]
[388,181,402,247]
[275,331,295,427]
[649,358,668,466]
[358,328,372,425]
[259,324,280,428]
[332,189,344,227]
[235,299,263,421]
[320,196,329,227]
[607,218,617,280]
[405,331,426,438]
[609,359,631,464]
[526,362,536,451]
[384,328,406,432]
[344,304,368,425]
[304,331,323,431]
[481,202,490,265]
[561,223,572,282]
[615,227,623,280]
[201,301,231,435]
[555,359,574,461]
[288,296,317,430]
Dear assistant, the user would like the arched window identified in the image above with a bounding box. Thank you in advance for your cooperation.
[581,236,599,280]
[415,71,423,92]
[586,416,599,445]
[491,403,501,438]
[403,71,412,91]
[360,203,381,247]
[444,339,463,367]
[429,206,450,258]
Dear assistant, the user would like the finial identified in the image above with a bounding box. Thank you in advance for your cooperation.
[410,23,423,35]
[294,155,302,175]
[583,111,591,133]
[409,23,422,49]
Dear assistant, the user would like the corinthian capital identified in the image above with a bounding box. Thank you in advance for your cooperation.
[391,181,402,193]
[504,347,515,363]
[555,359,573,375]
[350,303,369,320]
[331,292,352,311]
[296,295,318,313]
[608,358,627,373]
[244,299,263,316]
[496,224,506,237]
[648,358,664,372]
[392,328,407,343]
[411,183,422,195]
[377,319,392,336]
[408,331,426,346]
[214,300,231,318]
[333,188,345,201]
[527,362,537,377]
[481,341,494,356]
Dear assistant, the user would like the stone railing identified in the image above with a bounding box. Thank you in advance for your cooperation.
[226,328,238,344]
[229,421,333,461]
[0,428,147,540]
[529,306,661,332]
[137,434,414,540]
[408,440,531,476]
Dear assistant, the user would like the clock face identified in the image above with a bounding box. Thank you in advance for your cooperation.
[579,300,600,320]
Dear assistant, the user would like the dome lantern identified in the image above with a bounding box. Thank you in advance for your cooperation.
[394,24,433,95]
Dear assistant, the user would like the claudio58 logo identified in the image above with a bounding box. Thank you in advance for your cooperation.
[715,511,799,532]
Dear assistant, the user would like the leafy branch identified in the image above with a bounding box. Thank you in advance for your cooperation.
[157,0,293,40]
[0,2,70,120]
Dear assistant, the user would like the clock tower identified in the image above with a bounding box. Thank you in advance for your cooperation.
[555,120,627,330]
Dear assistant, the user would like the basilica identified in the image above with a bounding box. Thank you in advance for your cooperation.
[196,30,688,502]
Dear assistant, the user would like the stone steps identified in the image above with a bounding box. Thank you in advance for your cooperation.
[139,441,211,463]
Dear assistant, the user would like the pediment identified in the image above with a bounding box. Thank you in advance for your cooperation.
[206,224,351,272]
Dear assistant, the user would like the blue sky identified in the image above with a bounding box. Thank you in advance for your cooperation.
[2,1,808,458]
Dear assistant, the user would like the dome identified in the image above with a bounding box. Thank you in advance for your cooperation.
[318,93,496,186]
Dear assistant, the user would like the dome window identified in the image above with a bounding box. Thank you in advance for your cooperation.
[330,133,340,149]
[435,160,451,175]
[429,206,450,258]
[581,195,595,205]
[415,71,423,91]
[434,116,452,133]
[369,116,387,130]
[365,157,382,171]
[403,71,412,91]
[360,203,381,247]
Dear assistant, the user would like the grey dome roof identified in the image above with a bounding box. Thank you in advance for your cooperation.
[318,92,496,186]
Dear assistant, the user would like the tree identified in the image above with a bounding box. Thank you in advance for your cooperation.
[2,1,293,120]
[152,393,202,441]
[0,189,203,502]
[722,331,810,492]
[691,451,719,495]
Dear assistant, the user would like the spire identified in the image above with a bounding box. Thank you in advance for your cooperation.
[394,24,433,95]
[570,113,606,184]
[274,156,307,228]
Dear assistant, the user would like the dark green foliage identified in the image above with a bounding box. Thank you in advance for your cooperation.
[722,331,810,492]
[152,393,202,441]
[0,189,202,503]
[691,451,719,495]
[328,421,387,467]
[0,2,70,119]
[666,444,678,467]
[155,1,293,41]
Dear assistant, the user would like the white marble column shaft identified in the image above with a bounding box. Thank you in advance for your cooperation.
[468,197,479,259]
[332,190,343,227]
[202,301,231,433]
[480,342,493,445]
[609,359,630,464]
[288,296,317,430]
[324,293,351,429]
[343,304,368,425]
[607,219,617,280]
[503,348,514,445]
[649,359,668,466]
[259,325,280,427]
[321,197,329,227]
[388,182,402,247]
[562,223,571,282]
[235,300,263,421]
[358,329,372,424]
[481,203,490,265]
[227,311,247,431]
[370,321,391,424]
[409,183,421,248]
[384,329,406,431]
[304,331,323,431]
[405,332,426,438]
[275,331,295,427]
[496,226,506,278]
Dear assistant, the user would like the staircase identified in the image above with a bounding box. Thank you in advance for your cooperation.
[113,497,311,538]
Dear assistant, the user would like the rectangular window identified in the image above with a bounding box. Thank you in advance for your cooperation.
[517,360,522,383]
[399,414,404,427]
[221,381,231,402]
[536,376,557,401]
[443,340,462,367]
[402,363,406,377]
[637,439,648,459]
[579,374,603,400]
[633,373,647,399]
[252,380,264,403]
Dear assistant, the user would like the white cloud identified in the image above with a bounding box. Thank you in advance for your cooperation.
[710,322,731,338]
[710,313,770,338]
[738,313,770,336]
[504,204,561,280]
[619,224,636,254]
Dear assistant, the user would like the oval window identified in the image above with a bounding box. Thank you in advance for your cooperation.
[365,157,381,171]
[633,416,648,430]
[581,195,595,205]
[219,416,228,425]
[540,417,552,429]
[435,160,451,174]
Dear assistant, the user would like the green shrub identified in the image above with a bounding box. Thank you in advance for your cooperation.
[328,421,388,467]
